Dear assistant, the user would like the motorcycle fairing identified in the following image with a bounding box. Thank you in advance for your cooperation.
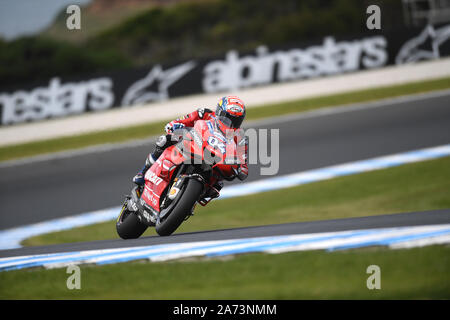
[141,146,184,212]
[141,119,242,212]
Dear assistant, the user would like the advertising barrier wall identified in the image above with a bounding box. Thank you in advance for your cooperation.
[1,24,449,126]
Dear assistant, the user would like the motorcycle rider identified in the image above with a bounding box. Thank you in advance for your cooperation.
[132,96,249,189]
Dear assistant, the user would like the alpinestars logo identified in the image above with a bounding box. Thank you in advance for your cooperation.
[396,24,450,64]
[122,61,196,106]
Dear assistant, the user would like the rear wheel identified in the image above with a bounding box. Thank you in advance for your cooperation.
[155,179,203,236]
[116,201,148,239]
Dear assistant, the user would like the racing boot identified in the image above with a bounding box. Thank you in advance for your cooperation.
[132,135,169,185]
[132,164,149,186]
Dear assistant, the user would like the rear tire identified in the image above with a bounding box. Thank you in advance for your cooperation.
[116,203,148,239]
[156,179,203,236]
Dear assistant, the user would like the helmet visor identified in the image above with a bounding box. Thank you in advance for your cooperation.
[216,106,245,129]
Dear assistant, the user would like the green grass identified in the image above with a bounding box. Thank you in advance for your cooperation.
[1,76,450,163]
[7,150,450,300]
[22,156,450,246]
[1,245,449,299]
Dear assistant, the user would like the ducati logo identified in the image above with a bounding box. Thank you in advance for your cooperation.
[145,171,164,185]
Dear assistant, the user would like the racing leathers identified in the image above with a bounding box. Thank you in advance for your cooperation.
[133,108,249,186]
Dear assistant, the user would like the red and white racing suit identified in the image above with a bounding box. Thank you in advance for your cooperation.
[149,108,249,181]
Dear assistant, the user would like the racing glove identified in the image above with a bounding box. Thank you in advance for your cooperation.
[165,122,185,134]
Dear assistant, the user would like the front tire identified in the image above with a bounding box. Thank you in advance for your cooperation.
[156,179,203,236]
[116,202,148,239]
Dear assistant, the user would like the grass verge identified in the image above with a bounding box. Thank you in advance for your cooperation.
[0,245,448,299]
[1,76,450,163]
[22,156,450,246]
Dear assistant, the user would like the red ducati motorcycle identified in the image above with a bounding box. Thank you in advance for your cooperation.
[116,117,245,238]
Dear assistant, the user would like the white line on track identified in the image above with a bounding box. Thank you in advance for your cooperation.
[0,143,449,251]
[1,224,449,271]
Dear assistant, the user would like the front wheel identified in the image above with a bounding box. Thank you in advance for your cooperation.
[116,201,148,239]
[155,178,203,236]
